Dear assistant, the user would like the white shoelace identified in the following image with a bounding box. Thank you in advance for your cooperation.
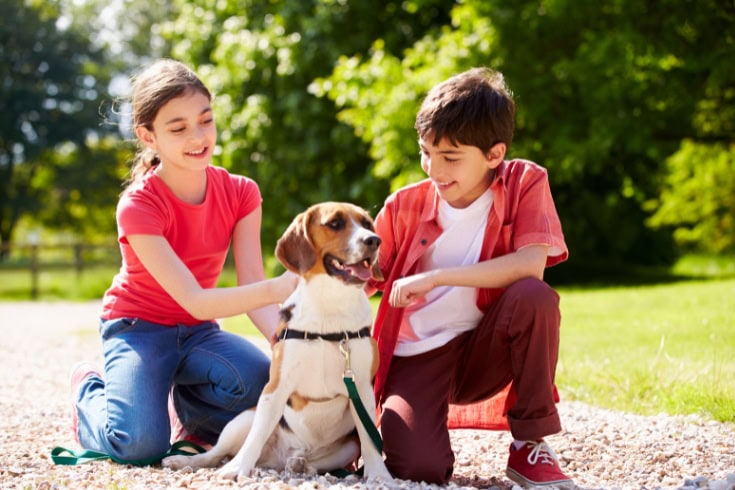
[526,440,560,466]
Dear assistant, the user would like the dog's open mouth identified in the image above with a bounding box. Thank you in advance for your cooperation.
[324,254,375,284]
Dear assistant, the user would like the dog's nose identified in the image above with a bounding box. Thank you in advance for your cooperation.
[363,234,381,250]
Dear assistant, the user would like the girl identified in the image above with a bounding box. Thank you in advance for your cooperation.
[70,59,297,462]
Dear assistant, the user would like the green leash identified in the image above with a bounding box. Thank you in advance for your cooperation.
[327,339,384,478]
[338,339,383,454]
[51,440,206,466]
[342,376,383,453]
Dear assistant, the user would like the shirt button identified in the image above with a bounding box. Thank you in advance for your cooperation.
[420,239,427,245]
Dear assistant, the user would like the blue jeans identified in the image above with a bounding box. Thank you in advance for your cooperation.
[74,317,270,461]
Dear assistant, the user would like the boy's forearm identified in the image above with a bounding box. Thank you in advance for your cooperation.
[433,245,547,289]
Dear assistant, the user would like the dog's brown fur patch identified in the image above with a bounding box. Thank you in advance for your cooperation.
[262,342,284,394]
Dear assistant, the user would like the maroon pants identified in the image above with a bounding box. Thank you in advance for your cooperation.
[380,277,562,484]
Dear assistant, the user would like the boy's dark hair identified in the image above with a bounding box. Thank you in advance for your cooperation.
[415,67,515,153]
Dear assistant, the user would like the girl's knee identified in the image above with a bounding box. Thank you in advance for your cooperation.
[104,403,171,460]
[104,429,170,462]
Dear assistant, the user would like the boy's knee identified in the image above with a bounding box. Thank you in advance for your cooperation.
[507,277,559,311]
[381,409,454,484]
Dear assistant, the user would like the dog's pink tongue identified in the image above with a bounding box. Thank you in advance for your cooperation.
[345,262,372,281]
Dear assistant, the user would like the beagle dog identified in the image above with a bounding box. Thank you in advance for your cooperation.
[162,202,392,482]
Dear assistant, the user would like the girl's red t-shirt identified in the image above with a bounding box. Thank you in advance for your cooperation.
[101,165,261,326]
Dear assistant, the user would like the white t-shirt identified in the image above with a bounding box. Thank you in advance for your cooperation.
[395,189,493,357]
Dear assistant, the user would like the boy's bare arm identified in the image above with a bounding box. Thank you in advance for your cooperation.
[389,244,548,308]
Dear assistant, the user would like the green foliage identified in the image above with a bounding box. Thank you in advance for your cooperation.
[319,0,735,266]
[158,0,452,250]
[32,137,131,239]
[0,0,111,254]
[647,141,735,253]
[313,3,499,191]
[4,0,733,269]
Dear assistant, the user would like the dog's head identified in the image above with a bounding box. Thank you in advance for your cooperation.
[276,202,383,285]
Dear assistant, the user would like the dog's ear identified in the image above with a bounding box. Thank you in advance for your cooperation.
[276,210,317,273]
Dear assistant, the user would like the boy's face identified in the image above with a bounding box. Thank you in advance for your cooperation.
[419,136,504,209]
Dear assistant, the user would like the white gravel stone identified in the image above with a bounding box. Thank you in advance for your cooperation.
[1,301,733,490]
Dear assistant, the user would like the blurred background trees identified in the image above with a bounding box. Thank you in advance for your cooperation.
[2,0,733,274]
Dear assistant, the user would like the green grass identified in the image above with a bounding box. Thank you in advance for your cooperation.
[1,254,733,422]
[556,279,735,422]
[0,265,120,300]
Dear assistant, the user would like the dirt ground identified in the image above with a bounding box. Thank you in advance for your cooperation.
[0,301,733,490]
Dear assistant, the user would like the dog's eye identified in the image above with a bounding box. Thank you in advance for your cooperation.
[326,218,345,231]
[361,218,374,230]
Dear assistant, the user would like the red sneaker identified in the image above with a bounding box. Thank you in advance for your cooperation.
[506,440,573,488]
[168,390,184,443]
[69,362,102,445]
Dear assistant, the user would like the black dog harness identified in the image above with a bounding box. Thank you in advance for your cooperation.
[277,326,372,342]
[274,323,384,458]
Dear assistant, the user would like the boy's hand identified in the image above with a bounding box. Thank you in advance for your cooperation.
[389,271,437,308]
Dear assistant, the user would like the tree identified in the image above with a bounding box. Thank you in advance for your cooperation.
[32,137,131,240]
[648,142,735,253]
[317,0,735,266]
[0,0,109,257]
[158,0,452,253]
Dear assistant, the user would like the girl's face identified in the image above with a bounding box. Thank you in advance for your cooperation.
[135,90,216,174]
[419,136,504,208]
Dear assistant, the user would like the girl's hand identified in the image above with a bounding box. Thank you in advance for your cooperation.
[271,270,299,303]
[264,272,298,348]
[389,271,438,308]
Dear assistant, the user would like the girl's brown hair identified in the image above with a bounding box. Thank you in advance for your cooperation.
[415,67,515,154]
[123,59,211,191]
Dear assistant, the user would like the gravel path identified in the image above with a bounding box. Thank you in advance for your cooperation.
[0,301,733,490]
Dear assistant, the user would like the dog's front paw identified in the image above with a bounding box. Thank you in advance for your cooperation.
[365,472,394,484]
[217,460,254,481]
[161,454,192,470]
[216,461,240,480]
[364,463,393,483]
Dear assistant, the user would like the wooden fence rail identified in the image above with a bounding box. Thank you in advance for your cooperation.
[0,242,120,299]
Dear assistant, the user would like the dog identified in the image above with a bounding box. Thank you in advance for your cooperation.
[162,202,392,482]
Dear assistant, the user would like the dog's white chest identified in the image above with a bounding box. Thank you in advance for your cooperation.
[280,338,371,399]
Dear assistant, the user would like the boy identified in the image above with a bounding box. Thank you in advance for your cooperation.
[368,67,573,488]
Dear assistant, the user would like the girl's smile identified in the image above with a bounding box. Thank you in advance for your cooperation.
[137,90,217,174]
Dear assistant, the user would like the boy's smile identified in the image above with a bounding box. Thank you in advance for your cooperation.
[419,137,504,209]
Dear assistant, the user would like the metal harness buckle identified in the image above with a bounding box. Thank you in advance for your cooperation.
[339,338,354,379]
